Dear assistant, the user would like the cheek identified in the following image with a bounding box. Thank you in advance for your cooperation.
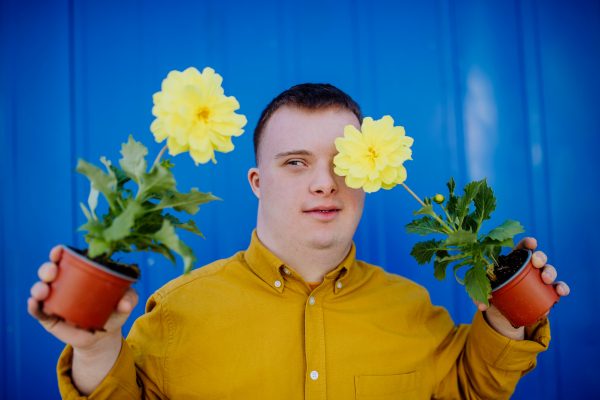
[262,172,304,209]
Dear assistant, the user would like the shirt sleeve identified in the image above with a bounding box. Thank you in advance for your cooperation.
[429,307,551,400]
[56,293,170,400]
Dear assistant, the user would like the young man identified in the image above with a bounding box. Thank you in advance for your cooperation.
[29,84,569,399]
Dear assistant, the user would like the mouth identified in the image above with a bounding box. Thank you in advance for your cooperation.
[303,206,342,221]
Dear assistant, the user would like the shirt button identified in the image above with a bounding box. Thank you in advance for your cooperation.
[337,281,342,289]
[284,268,291,275]
[274,280,282,288]
[310,371,319,380]
[309,296,315,305]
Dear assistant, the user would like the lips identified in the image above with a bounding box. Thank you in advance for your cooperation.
[303,206,342,221]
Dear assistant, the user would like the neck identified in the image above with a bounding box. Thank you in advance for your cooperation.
[256,222,352,283]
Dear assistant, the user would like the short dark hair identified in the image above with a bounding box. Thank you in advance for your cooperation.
[253,83,363,165]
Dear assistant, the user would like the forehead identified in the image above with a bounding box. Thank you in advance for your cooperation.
[261,106,361,159]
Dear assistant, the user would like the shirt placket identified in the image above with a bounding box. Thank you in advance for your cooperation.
[304,282,328,400]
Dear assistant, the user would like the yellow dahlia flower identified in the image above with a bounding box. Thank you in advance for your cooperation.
[333,115,413,193]
[150,67,247,165]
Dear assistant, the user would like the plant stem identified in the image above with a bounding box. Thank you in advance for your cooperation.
[401,183,425,207]
[489,252,500,268]
[135,144,169,202]
[151,144,169,172]
[440,204,456,231]
[401,182,454,234]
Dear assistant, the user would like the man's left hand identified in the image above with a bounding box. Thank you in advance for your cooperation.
[472,237,570,340]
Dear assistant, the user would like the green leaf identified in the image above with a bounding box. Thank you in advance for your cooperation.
[461,213,479,233]
[484,220,524,243]
[453,259,472,285]
[433,251,467,281]
[405,216,444,236]
[165,214,205,238]
[480,237,515,248]
[484,245,502,264]
[103,201,143,241]
[414,204,437,219]
[137,164,176,200]
[79,202,92,220]
[410,239,447,265]
[125,236,177,265]
[148,243,177,265]
[76,159,117,204]
[88,238,110,258]
[160,158,175,171]
[455,180,483,220]
[151,220,197,274]
[446,177,456,196]
[464,262,491,307]
[77,219,104,235]
[119,135,148,185]
[87,182,99,220]
[154,188,220,215]
[473,179,497,229]
[110,165,131,186]
[444,230,478,246]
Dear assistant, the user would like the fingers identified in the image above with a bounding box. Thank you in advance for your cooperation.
[49,245,63,263]
[472,298,488,312]
[38,262,58,283]
[27,297,60,332]
[532,251,548,269]
[541,264,556,284]
[553,281,570,296]
[30,281,50,301]
[115,288,139,315]
[513,237,537,252]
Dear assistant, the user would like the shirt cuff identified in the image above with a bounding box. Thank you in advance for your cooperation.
[468,310,551,371]
[57,337,139,400]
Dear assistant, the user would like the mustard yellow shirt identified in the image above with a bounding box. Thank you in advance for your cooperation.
[57,230,550,399]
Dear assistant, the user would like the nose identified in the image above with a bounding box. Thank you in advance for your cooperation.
[309,162,339,195]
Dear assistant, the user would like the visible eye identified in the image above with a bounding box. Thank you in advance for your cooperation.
[287,160,305,167]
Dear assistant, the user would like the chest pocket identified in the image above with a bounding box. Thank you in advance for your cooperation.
[355,371,420,400]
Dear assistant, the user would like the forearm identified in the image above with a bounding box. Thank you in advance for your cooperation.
[72,333,123,396]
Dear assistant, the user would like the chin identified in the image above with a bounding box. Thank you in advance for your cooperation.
[305,229,344,250]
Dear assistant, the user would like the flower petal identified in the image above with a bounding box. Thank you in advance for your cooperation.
[394,165,407,184]
[363,178,382,193]
[379,165,397,184]
[345,174,367,189]
[150,118,169,143]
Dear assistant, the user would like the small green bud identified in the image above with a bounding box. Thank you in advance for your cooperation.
[433,194,445,204]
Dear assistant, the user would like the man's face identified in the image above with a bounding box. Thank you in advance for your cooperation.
[248,106,365,250]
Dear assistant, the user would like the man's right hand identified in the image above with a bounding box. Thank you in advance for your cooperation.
[27,245,139,351]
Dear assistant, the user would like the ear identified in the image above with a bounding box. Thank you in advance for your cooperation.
[248,167,260,199]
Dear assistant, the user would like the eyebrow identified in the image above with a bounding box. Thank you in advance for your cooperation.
[274,149,315,159]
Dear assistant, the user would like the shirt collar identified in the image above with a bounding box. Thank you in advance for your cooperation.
[244,229,356,294]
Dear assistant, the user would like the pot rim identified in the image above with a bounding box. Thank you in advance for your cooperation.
[491,249,532,292]
[60,245,138,282]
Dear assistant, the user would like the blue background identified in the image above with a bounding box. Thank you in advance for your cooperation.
[1,0,598,398]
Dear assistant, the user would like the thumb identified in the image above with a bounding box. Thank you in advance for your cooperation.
[116,288,139,315]
[472,298,488,312]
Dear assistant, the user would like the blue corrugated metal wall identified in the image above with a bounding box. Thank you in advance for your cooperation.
[1,0,598,398]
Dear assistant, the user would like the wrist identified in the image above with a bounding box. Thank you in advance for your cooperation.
[483,309,525,341]
[73,332,123,361]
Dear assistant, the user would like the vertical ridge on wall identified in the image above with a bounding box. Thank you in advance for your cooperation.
[1,0,22,395]
[0,1,16,395]
[516,0,560,398]
[436,0,464,323]
[69,0,79,248]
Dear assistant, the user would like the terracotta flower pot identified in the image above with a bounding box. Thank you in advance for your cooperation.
[42,245,138,331]
[490,249,559,327]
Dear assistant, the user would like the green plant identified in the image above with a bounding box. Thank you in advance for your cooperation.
[76,135,219,274]
[405,177,524,306]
